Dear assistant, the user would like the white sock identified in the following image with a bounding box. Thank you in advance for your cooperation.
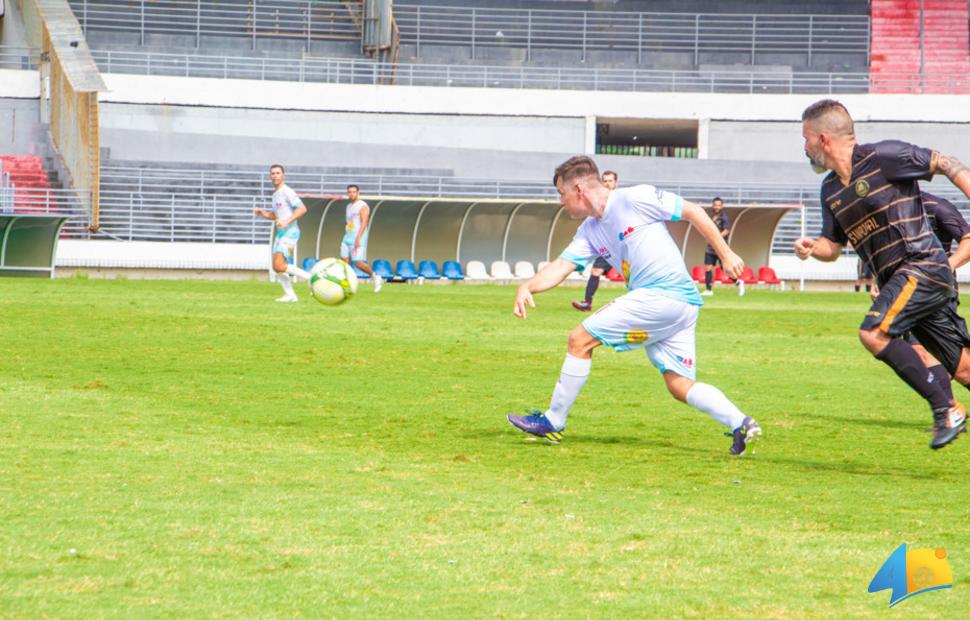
[278,273,296,297]
[287,265,310,280]
[544,354,592,431]
[686,382,747,429]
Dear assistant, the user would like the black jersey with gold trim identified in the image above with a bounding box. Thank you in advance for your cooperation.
[819,141,953,289]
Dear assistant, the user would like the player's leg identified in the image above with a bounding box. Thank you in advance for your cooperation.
[860,272,955,420]
[645,303,760,454]
[271,240,298,302]
[703,251,716,295]
[909,338,954,404]
[507,324,599,442]
[350,243,382,292]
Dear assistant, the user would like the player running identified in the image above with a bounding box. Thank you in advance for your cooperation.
[508,156,762,455]
[795,99,970,449]
[254,164,310,302]
[341,184,383,293]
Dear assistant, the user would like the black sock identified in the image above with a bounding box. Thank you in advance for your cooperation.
[875,339,951,411]
[855,284,860,292]
[584,275,600,304]
[865,284,871,293]
[705,271,712,291]
[929,364,954,404]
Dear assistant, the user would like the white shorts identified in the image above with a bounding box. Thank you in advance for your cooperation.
[582,288,700,380]
[340,241,367,262]
[273,231,299,264]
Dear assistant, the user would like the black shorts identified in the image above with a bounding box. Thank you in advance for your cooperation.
[857,260,873,280]
[592,256,611,272]
[703,249,720,266]
[862,270,970,375]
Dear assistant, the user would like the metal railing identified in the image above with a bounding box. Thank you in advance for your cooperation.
[0,187,92,235]
[68,0,869,66]
[394,4,870,65]
[82,47,970,95]
[0,46,38,70]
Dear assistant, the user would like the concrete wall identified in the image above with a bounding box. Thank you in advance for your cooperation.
[0,97,47,155]
[709,121,970,163]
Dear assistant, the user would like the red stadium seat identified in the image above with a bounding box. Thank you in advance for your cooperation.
[714,267,733,284]
[604,268,625,282]
[758,266,782,285]
[691,265,706,283]
[738,266,757,284]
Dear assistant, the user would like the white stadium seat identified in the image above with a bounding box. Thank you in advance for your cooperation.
[465,260,490,280]
[490,261,513,279]
[513,261,535,278]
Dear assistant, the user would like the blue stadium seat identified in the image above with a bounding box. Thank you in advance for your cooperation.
[396,259,419,280]
[442,260,464,280]
[372,259,394,280]
[418,260,441,279]
[351,262,371,279]
[302,257,318,272]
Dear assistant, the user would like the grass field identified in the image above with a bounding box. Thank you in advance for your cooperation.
[1,278,967,618]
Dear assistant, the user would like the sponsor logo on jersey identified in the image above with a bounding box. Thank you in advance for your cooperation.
[625,330,648,344]
[618,226,637,241]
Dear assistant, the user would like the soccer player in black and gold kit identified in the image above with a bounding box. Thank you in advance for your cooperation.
[923,192,970,267]
[795,99,969,449]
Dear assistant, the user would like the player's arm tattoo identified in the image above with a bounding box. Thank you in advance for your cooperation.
[932,151,969,182]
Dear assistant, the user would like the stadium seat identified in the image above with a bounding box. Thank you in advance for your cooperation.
[302,257,318,272]
[490,261,514,280]
[691,265,706,283]
[513,261,535,279]
[605,268,625,282]
[465,260,490,280]
[758,266,783,288]
[442,260,464,280]
[418,260,441,279]
[714,266,734,284]
[396,260,419,280]
[738,266,758,284]
[372,259,394,280]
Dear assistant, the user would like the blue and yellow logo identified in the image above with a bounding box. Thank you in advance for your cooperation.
[868,543,952,607]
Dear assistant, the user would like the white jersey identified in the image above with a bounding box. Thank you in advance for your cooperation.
[343,199,370,245]
[559,184,702,306]
[272,184,302,238]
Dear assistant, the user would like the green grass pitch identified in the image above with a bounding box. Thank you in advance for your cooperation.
[1,278,967,618]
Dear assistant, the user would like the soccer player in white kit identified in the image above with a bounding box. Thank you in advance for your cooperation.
[340,184,383,293]
[254,164,311,302]
[509,156,762,455]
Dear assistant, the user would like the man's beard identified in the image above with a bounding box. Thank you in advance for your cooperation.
[806,151,827,174]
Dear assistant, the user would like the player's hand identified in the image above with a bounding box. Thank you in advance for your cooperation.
[353,239,361,251]
[794,237,815,260]
[513,284,536,319]
[720,251,744,280]
[277,218,289,229]
[870,283,880,301]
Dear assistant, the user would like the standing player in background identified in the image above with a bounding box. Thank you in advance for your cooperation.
[854,256,873,293]
[509,156,761,455]
[254,164,310,302]
[701,197,744,296]
[795,99,970,449]
[572,170,619,311]
[341,184,383,293]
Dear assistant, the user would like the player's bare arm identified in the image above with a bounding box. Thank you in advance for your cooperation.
[513,258,577,319]
[254,208,276,220]
[794,236,842,261]
[682,201,744,278]
[932,151,970,199]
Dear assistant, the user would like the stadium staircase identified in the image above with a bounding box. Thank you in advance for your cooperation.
[870,0,970,93]
[0,155,58,212]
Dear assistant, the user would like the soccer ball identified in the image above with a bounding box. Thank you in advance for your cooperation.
[309,258,358,305]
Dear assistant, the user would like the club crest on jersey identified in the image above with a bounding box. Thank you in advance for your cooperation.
[855,180,870,197]
[619,226,637,241]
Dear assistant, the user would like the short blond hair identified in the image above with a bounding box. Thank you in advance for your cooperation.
[553,156,600,186]
[802,99,854,137]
